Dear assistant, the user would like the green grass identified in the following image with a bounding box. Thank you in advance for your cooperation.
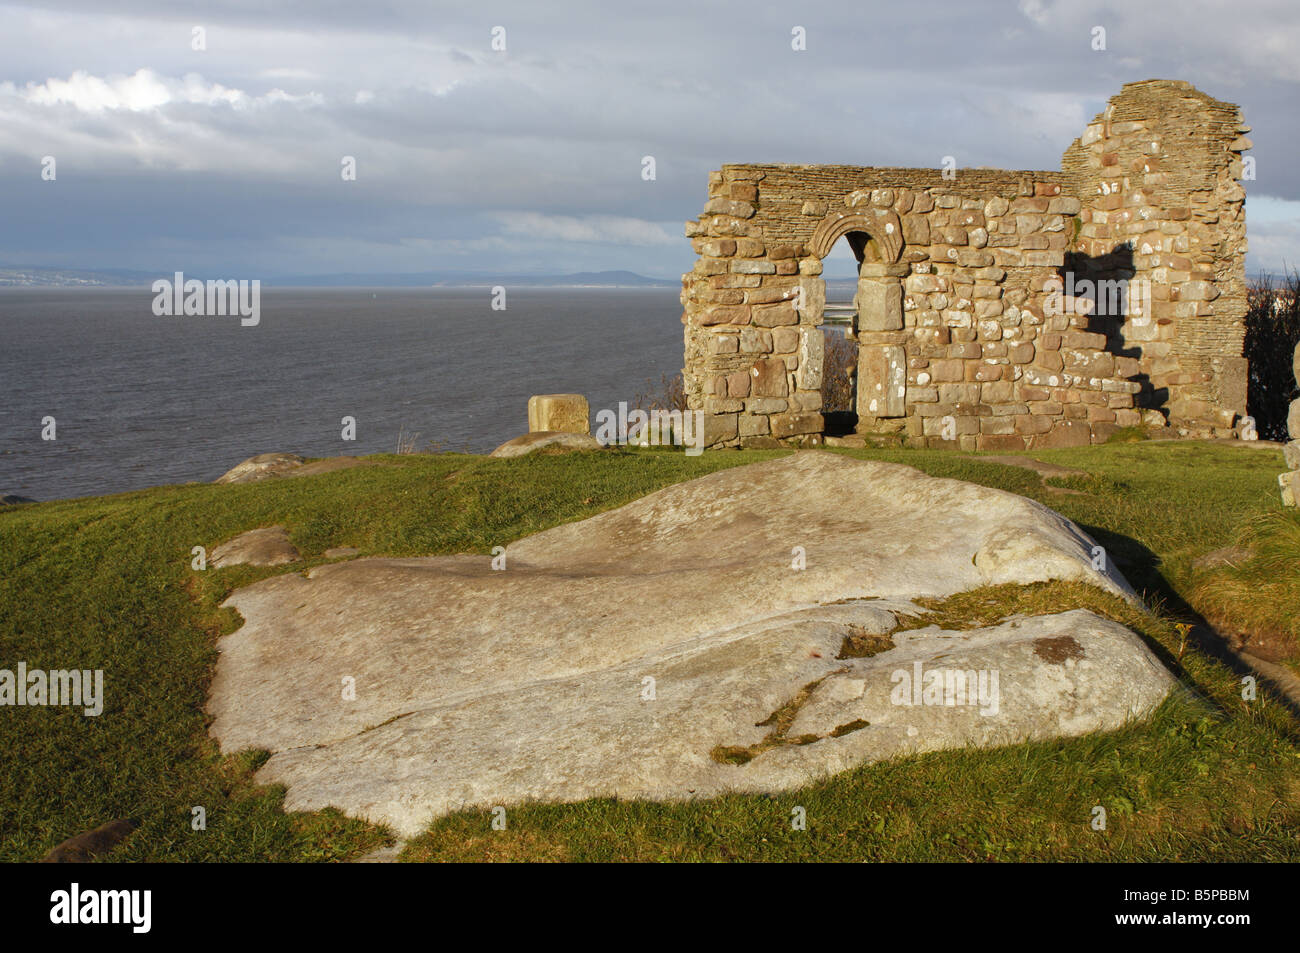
[1,441,1297,862]
[401,696,1297,862]
[1193,508,1300,667]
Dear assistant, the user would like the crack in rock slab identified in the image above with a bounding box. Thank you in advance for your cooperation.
[206,451,1165,837]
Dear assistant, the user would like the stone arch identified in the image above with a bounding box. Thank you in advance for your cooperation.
[807,208,904,264]
[807,210,908,430]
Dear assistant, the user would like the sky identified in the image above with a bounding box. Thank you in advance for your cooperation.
[1,0,1297,281]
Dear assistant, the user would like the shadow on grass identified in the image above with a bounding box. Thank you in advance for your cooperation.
[1079,520,1300,724]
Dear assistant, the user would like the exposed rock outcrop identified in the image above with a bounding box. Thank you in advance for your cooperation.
[208,453,1172,837]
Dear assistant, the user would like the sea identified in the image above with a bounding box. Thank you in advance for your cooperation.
[0,287,689,501]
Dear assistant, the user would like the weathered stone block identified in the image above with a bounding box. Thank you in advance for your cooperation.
[747,287,795,305]
[739,327,773,353]
[797,276,825,323]
[747,398,788,414]
[704,198,755,219]
[751,359,789,398]
[977,434,1028,451]
[696,239,737,257]
[770,412,824,438]
[1029,420,1092,449]
[857,345,907,418]
[705,398,744,414]
[709,332,739,354]
[1281,470,1299,508]
[1014,414,1053,436]
[791,391,823,412]
[699,305,750,327]
[797,327,824,390]
[528,394,589,434]
[726,370,751,398]
[856,279,903,331]
[1284,440,1300,471]
[753,301,798,327]
[772,327,799,353]
[1175,280,1219,301]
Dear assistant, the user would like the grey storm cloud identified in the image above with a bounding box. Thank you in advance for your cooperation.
[0,0,1297,278]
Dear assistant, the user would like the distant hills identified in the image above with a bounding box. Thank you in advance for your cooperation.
[0,266,678,289]
[0,266,158,288]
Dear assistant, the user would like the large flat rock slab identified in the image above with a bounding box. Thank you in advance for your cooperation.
[207,452,1170,837]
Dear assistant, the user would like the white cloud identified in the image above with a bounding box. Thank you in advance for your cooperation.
[10,68,252,112]
[0,0,1295,276]
[1017,0,1051,27]
[1245,195,1300,274]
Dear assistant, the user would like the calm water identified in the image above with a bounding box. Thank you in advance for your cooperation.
[0,288,685,500]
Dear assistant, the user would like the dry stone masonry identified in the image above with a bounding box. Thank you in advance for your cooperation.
[1282,343,1300,507]
[681,80,1252,450]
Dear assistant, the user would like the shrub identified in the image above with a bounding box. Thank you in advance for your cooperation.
[1244,269,1300,441]
[822,328,857,413]
[633,372,688,413]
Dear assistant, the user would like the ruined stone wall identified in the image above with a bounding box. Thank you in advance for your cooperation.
[682,169,1142,450]
[681,79,1249,449]
[1061,79,1251,433]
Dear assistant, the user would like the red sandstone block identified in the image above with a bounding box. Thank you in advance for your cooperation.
[1061,330,1107,349]
[726,370,750,398]
[1027,400,1064,415]
[1036,350,1064,372]
[1009,343,1035,364]
[1029,420,1091,449]
[1014,414,1053,435]
[977,434,1027,451]
[1115,356,1141,377]
[751,302,797,327]
[966,363,1004,382]
[700,305,750,326]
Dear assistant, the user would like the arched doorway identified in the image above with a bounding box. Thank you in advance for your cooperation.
[809,210,908,431]
[820,234,862,434]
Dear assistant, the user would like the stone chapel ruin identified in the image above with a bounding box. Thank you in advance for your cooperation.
[680,80,1252,449]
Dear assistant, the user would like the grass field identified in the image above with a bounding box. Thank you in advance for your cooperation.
[1,441,1297,862]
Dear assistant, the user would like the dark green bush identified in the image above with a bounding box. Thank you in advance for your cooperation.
[1244,269,1300,441]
